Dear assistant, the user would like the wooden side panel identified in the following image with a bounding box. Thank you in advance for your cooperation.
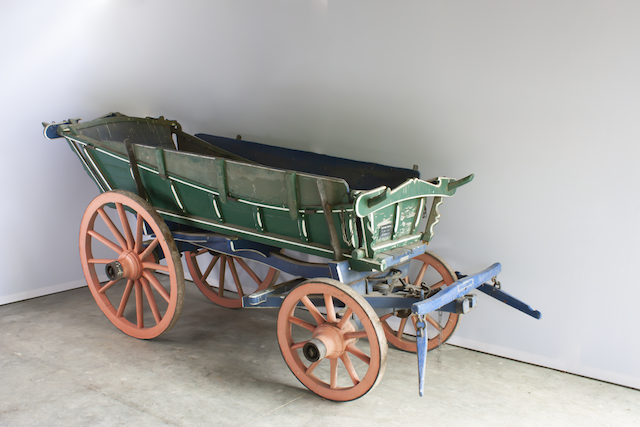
[85,141,354,258]
[62,115,476,267]
[89,149,136,194]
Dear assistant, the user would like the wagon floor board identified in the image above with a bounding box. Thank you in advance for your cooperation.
[1,282,638,427]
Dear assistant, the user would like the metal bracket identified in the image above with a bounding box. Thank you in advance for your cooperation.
[317,179,345,261]
[155,147,169,180]
[215,158,228,203]
[124,138,148,200]
[285,171,299,220]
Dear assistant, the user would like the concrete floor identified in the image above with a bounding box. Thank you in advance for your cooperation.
[1,281,638,427]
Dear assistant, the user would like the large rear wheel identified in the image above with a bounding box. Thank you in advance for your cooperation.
[79,190,184,339]
[185,249,279,308]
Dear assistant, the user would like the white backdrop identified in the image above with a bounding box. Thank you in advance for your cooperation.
[2,0,639,389]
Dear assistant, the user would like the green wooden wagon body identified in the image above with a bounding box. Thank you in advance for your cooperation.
[52,113,472,272]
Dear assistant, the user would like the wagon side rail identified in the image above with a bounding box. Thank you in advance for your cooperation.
[44,115,361,264]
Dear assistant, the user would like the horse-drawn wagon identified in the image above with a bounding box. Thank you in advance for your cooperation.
[43,113,539,401]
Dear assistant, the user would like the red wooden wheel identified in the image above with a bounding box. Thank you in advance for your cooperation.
[277,278,387,401]
[185,249,279,308]
[380,252,460,353]
[79,190,184,339]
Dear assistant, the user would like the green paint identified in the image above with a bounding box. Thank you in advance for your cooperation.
[58,113,473,272]
[354,176,473,218]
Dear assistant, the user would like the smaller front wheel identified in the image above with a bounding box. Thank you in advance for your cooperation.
[380,252,460,352]
[277,278,387,401]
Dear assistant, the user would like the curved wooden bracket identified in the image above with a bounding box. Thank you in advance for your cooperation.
[354,175,474,219]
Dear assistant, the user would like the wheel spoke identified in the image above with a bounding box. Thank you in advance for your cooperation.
[431,279,446,290]
[306,360,320,375]
[291,341,308,350]
[330,358,338,389]
[116,280,134,317]
[97,207,128,250]
[135,280,144,329]
[235,258,263,286]
[414,262,428,287]
[88,258,115,264]
[425,314,441,330]
[336,308,353,329]
[142,262,169,272]
[143,271,170,303]
[134,215,144,253]
[300,296,326,325]
[346,343,370,365]
[139,237,159,259]
[116,203,134,250]
[379,312,393,322]
[289,316,316,332]
[98,279,119,294]
[344,331,368,340]
[202,255,220,282]
[227,258,244,297]
[218,257,226,297]
[88,230,123,255]
[325,295,336,323]
[340,353,360,385]
[397,316,409,339]
[141,276,162,325]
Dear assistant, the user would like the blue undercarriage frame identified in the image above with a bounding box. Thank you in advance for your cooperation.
[171,230,541,396]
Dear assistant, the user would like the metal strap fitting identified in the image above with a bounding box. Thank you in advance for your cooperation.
[415,314,426,338]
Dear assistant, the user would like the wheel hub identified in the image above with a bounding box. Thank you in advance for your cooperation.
[302,320,357,363]
[105,261,124,281]
[302,338,327,362]
[117,250,144,280]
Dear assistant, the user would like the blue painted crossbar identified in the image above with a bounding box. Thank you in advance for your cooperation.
[412,263,502,315]
[413,262,502,397]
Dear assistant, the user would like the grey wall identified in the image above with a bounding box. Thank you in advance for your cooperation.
[2,0,638,389]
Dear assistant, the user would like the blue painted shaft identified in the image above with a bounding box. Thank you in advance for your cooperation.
[412,263,502,315]
[477,284,541,319]
[416,321,427,397]
[413,262,501,397]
